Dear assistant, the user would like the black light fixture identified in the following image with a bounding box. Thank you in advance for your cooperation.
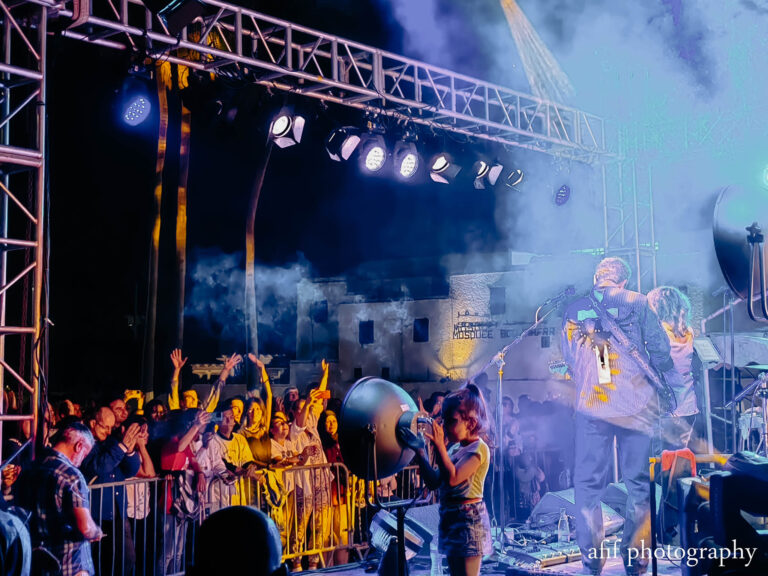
[325,127,361,161]
[554,184,571,205]
[472,159,504,189]
[269,108,306,148]
[141,0,204,35]
[393,141,420,179]
[429,153,461,184]
[504,168,525,188]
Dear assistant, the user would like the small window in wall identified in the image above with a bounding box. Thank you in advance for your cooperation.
[490,286,506,316]
[413,318,429,343]
[381,367,390,379]
[310,300,328,323]
[353,367,363,380]
[359,320,374,345]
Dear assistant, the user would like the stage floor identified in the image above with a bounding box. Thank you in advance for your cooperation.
[306,556,683,576]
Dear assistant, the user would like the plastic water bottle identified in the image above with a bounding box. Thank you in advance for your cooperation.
[557,508,570,543]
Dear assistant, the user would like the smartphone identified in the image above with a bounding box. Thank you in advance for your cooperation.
[317,390,331,399]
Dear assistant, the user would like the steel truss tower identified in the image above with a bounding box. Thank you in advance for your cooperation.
[602,156,658,292]
[0,0,47,461]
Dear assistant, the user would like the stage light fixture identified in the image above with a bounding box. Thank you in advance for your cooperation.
[554,184,571,206]
[429,153,461,184]
[123,95,152,127]
[393,141,420,179]
[473,160,504,189]
[141,0,204,35]
[358,134,388,173]
[269,109,305,149]
[325,127,361,161]
[504,168,525,188]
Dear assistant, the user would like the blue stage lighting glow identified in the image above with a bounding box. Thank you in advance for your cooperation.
[123,96,151,126]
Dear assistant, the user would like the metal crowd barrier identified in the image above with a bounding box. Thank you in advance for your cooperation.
[88,462,435,575]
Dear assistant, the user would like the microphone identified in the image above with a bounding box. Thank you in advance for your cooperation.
[543,285,576,306]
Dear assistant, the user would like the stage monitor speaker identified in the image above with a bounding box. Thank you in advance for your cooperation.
[528,488,624,535]
[338,377,419,480]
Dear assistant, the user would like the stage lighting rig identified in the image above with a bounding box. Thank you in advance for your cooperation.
[429,153,461,184]
[359,133,388,173]
[504,168,525,188]
[269,108,305,148]
[119,67,154,128]
[554,184,571,205]
[325,127,361,161]
[472,159,503,189]
[393,141,420,179]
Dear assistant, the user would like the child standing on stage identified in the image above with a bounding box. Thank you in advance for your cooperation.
[403,384,492,576]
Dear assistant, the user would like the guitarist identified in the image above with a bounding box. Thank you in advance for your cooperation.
[560,257,682,576]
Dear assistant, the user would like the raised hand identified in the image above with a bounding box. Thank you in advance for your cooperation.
[321,358,329,372]
[194,410,212,428]
[248,353,265,370]
[170,349,188,371]
[122,423,142,452]
[223,353,243,374]
[416,397,429,418]
[135,424,149,448]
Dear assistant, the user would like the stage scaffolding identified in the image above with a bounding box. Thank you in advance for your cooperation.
[1,0,655,462]
[0,0,47,461]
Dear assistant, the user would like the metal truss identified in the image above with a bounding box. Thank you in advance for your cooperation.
[601,157,658,293]
[34,0,610,162]
[0,0,47,460]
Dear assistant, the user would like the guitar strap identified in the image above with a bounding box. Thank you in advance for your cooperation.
[587,291,677,413]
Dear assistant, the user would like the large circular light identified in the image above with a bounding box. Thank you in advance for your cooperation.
[365,146,387,171]
[432,155,449,172]
[399,152,419,178]
[475,161,490,178]
[271,115,291,137]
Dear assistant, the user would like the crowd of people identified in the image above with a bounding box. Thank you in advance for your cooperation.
[0,352,395,575]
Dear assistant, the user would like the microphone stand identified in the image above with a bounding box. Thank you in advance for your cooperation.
[472,300,561,557]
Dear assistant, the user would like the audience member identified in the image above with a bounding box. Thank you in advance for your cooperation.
[23,421,102,576]
[81,406,142,576]
[188,506,286,576]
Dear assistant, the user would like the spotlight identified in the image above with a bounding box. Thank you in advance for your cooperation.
[325,127,360,161]
[269,109,305,148]
[429,153,461,184]
[123,95,151,127]
[504,169,524,188]
[393,141,420,179]
[473,160,504,189]
[119,72,153,128]
[554,184,571,206]
[359,134,388,173]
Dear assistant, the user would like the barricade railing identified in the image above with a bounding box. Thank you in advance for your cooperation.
[89,462,435,575]
[89,475,193,576]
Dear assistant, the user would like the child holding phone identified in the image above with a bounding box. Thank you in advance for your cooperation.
[401,384,492,576]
